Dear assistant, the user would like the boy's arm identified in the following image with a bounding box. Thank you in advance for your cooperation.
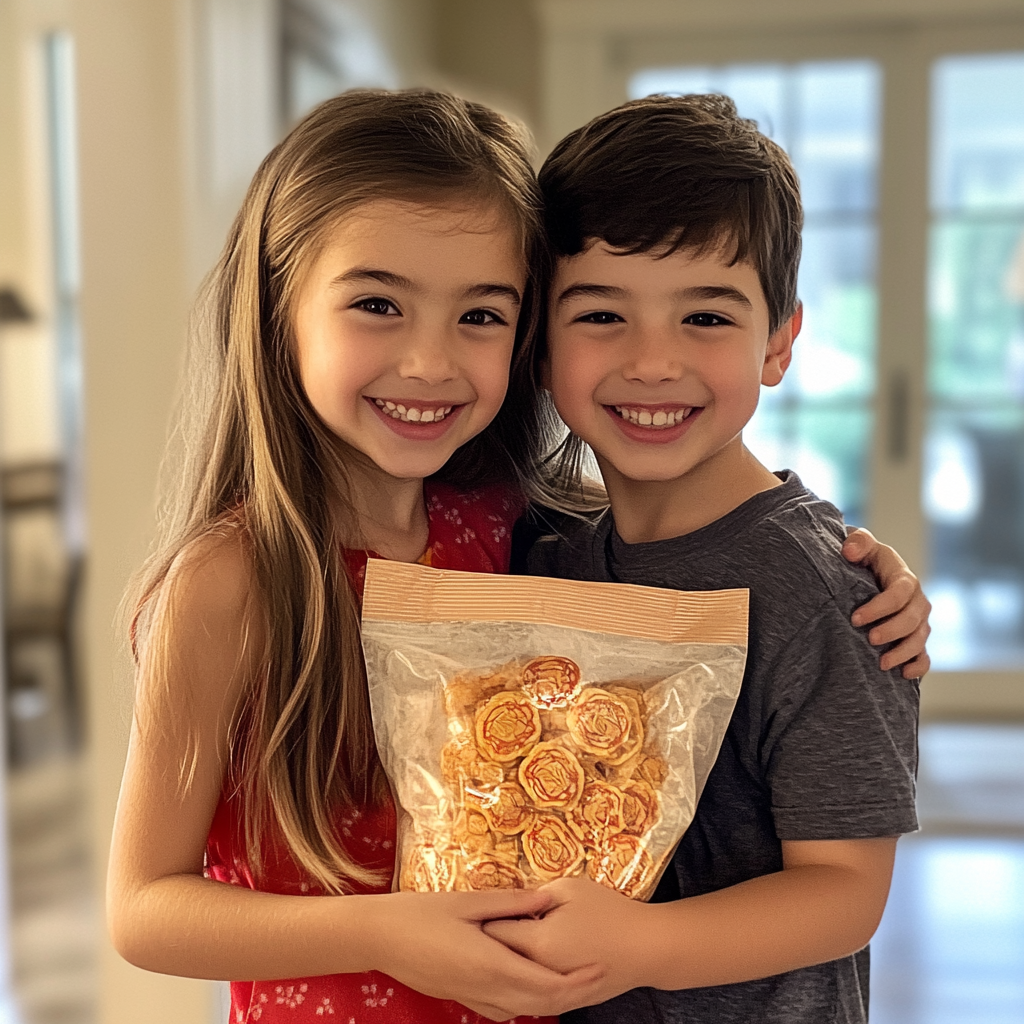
[483,836,896,1003]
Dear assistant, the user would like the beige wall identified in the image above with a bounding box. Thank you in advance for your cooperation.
[41,2,436,1022]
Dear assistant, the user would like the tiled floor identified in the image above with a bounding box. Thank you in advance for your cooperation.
[3,724,1024,1024]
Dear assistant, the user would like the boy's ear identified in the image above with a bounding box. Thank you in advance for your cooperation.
[762,302,803,387]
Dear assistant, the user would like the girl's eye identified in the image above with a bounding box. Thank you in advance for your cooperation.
[683,312,732,327]
[354,297,400,316]
[574,311,624,325]
[459,308,507,327]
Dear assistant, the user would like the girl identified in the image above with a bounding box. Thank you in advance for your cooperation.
[107,90,928,1024]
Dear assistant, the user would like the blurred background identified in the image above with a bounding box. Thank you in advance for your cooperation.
[0,0,1022,1021]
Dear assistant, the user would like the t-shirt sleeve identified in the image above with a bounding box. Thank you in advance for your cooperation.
[760,592,919,841]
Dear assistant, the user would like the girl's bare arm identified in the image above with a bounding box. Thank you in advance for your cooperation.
[842,527,931,678]
[106,534,603,1020]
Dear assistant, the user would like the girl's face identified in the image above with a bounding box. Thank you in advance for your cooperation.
[293,199,526,482]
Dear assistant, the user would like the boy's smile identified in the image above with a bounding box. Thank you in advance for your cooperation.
[547,241,800,540]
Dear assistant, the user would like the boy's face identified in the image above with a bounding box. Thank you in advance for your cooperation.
[546,241,798,486]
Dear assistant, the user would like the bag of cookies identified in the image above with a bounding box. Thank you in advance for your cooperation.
[362,560,748,901]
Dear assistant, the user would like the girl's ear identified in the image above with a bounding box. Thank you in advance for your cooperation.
[762,302,803,387]
[539,356,553,390]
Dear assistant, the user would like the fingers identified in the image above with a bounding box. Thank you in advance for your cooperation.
[879,623,931,675]
[865,602,924,646]
[841,527,879,563]
[483,917,539,958]
[475,941,606,1019]
[851,575,916,627]
[899,651,930,680]
[461,886,553,922]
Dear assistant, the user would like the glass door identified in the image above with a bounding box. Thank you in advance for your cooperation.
[925,53,1024,670]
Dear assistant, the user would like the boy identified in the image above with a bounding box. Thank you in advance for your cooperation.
[487,94,919,1022]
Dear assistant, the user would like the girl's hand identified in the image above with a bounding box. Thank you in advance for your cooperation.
[362,887,607,1021]
[482,878,648,1009]
[842,528,931,679]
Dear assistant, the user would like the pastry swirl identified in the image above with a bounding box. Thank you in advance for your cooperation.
[567,781,626,848]
[475,692,541,762]
[522,814,585,880]
[521,656,582,709]
[587,832,654,898]
[518,742,585,809]
[567,688,643,764]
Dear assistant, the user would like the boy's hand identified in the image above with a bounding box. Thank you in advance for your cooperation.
[842,527,931,679]
[366,888,606,1020]
[483,877,651,1009]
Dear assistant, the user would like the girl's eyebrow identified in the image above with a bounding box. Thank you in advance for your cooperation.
[331,267,520,305]
[331,266,413,289]
[465,283,521,305]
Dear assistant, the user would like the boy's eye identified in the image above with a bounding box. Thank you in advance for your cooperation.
[460,308,507,327]
[354,297,400,316]
[683,312,732,327]
[574,311,625,325]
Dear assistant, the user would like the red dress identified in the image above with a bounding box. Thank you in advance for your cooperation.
[205,483,553,1024]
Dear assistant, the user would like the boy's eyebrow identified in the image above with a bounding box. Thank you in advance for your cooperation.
[331,268,520,305]
[681,285,753,309]
[556,283,627,304]
[557,283,753,309]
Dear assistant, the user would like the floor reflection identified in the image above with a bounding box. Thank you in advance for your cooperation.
[872,724,1024,1024]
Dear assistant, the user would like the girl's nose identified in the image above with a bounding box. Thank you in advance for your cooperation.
[398,326,459,384]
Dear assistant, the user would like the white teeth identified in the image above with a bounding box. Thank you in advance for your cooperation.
[613,405,694,429]
[375,401,454,424]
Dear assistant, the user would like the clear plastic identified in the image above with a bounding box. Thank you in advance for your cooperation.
[362,566,748,901]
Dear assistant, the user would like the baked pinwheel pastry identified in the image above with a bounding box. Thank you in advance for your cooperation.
[587,832,654,898]
[403,656,674,899]
[518,742,586,808]
[465,857,526,890]
[567,689,644,764]
[521,656,583,709]
[477,781,532,834]
[522,814,586,880]
[567,781,626,847]
[475,692,542,762]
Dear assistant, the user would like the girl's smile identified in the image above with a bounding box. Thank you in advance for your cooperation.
[293,198,525,482]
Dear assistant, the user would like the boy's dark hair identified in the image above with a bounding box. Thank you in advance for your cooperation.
[539,93,803,332]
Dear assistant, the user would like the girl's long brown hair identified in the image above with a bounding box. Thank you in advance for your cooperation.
[128,90,560,892]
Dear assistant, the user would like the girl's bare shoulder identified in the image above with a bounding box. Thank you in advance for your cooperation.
[140,521,265,709]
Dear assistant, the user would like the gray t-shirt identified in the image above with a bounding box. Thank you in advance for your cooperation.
[520,472,919,1024]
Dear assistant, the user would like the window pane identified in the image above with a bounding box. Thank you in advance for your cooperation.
[927,52,1024,669]
[933,54,1024,212]
[628,61,881,521]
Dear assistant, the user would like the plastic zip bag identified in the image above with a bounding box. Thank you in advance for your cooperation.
[362,561,748,901]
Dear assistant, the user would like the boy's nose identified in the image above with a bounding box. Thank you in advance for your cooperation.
[624,332,683,384]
